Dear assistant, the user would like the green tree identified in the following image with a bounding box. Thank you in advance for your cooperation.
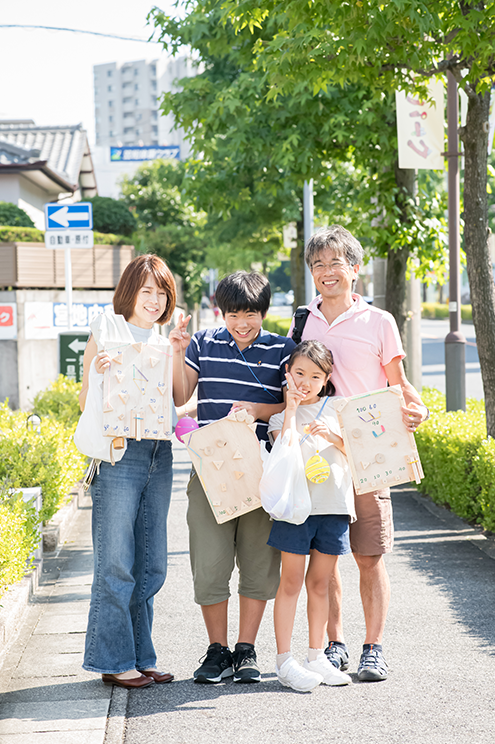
[221,0,495,436]
[82,196,136,236]
[120,160,207,306]
[0,201,35,228]
[150,2,448,329]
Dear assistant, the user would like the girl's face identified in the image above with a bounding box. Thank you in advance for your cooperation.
[289,354,329,405]
[128,274,167,329]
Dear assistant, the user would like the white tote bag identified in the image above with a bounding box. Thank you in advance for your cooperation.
[259,430,312,525]
[73,311,135,464]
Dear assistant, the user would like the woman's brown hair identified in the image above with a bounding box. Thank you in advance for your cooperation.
[113,254,176,324]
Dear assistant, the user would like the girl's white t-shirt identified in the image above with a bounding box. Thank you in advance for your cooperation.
[268,397,356,520]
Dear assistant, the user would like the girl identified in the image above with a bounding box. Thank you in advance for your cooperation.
[266,340,355,692]
[80,254,176,689]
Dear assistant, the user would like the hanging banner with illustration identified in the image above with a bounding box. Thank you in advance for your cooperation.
[396,79,445,170]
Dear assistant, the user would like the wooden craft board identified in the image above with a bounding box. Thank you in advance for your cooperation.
[184,411,263,524]
[334,385,424,495]
[102,341,173,440]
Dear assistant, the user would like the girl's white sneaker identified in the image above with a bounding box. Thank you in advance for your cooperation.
[276,656,323,692]
[303,653,352,685]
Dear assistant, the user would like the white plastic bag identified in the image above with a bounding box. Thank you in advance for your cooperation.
[259,430,312,525]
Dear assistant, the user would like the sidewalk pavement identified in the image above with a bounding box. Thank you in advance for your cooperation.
[2,441,495,743]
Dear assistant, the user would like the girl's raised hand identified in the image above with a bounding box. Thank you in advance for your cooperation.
[285,370,306,409]
[169,313,192,352]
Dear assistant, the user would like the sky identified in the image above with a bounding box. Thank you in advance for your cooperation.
[0,0,178,145]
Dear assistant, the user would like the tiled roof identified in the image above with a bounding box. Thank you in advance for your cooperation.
[0,123,89,188]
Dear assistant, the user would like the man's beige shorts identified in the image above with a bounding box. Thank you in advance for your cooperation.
[350,488,394,556]
[186,471,281,606]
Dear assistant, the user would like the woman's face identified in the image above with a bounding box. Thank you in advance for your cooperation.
[127,274,167,329]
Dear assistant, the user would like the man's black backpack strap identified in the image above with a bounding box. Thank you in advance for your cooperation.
[291,306,310,345]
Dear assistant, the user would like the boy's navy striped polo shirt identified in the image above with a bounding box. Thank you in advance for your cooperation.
[185,326,296,441]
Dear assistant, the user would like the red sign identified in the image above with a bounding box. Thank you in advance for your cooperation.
[0,306,14,327]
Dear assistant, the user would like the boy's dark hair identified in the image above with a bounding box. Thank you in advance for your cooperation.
[215,271,271,316]
[287,340,336,397]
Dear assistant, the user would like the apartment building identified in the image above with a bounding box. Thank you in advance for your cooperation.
[93,56,196,156]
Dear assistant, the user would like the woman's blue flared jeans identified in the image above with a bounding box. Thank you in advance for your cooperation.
[83,438,173,674]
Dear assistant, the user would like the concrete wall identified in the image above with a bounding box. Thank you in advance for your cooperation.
[0,288,115,411]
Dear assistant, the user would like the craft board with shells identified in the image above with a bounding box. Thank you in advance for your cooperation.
[184,409,264,524]
[102,341,173,441]
[334,385,424,495]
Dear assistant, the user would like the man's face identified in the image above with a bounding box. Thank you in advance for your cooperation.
[310,248,359,300]
[223,310,264,351]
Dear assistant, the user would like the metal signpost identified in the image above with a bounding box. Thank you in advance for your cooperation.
[44,202,94,330]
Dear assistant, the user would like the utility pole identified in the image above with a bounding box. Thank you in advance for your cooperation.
[445,69,466,411]
[303,180,316,305]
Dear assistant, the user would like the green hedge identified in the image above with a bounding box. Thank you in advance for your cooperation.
[0,226,129,245]
[263,315,292,336]
[415,389,495,531]
[0,400,86,524]
[421,302,472,321]
[0,489,40,595]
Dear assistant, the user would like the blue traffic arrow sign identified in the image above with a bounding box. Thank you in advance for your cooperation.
[45,202,93,230]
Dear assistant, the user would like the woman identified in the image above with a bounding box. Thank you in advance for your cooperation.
[80,254,176,689]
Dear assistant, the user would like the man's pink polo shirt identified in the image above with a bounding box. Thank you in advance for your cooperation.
[289,294,405,397]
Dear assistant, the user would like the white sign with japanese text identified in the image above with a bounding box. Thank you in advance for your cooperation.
[24,302,113,339]
[396,79,445,170]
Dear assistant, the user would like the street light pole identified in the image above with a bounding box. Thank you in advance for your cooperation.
[445,68,466,411]
[303,179,316,305]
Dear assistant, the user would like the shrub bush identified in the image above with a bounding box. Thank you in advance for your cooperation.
[0,226,128,245]
[0,226,45,243]
[415,389,495,530]
[81,196,136,236]
[0,401,86,523]
[32,375,82,428]
[0,202,35,228]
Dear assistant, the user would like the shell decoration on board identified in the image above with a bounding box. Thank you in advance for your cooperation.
[183,408,263,524]
[305,453,331,484]
[102,341,173,441]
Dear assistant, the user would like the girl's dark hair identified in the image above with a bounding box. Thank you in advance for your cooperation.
[113,254,176,324]
[215,271,271,316]
[287,340,336,397]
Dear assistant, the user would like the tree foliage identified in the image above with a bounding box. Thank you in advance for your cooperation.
[149,1,449,324]
[219,0,495,435]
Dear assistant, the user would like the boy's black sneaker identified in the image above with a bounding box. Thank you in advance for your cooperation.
[324,642,350,671]
[232,642,261,683]
[357,644,388,682]
[193,643,234,683]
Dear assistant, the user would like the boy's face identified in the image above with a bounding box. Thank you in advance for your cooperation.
[223,310,264,351]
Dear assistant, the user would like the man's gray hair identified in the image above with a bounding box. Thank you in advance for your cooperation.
[305,225,364,268]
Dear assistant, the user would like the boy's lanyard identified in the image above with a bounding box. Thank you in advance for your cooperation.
[234,340,280,402]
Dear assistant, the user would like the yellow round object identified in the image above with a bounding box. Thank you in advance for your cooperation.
[305,454,331,484]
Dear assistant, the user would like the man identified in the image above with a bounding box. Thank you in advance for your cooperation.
[290,225,428,681]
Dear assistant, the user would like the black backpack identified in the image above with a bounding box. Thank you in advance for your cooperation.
[290,306,310,344]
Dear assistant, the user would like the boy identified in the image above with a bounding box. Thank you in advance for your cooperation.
[170,271,295,683]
